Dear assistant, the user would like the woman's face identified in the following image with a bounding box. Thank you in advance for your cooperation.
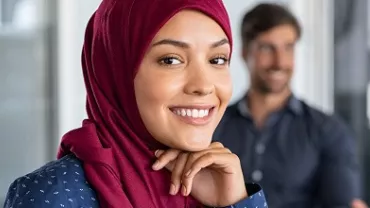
[134,10,232,151]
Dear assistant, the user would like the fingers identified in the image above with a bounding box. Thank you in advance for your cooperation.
[209,142,224,149]
[152,149,181,171]
[152,142,236,197]
[176,147,232,196]
[188,153,239,178]
[181,152,238,196]
[183,147,231,175]
[351,199,369,208]
[152,142,228,172]
[152,149,188,195]
[170,152,188,195]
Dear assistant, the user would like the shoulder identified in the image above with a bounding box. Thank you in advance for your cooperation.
[300,100,351,133]
[299,100,355,148]
[213,103,241,140]
[298,100,330,123]
[223,102,240,118]
[3,155,99,208]
[217,102,242,127]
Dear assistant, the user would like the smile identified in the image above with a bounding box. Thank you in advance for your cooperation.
[169,106,215,126]
[172,108,210,118]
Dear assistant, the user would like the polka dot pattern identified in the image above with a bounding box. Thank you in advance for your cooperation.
[3,155,267,208]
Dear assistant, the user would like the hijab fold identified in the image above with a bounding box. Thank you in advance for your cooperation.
[57,0,233,207]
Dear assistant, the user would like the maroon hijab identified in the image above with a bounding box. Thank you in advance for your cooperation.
[57,0,232,207]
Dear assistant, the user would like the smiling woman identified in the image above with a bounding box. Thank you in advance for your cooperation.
[3,0,267,208]
[135,10,232,151]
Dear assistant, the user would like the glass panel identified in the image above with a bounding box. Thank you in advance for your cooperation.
[0,0,55,204]
[333,0,370,203]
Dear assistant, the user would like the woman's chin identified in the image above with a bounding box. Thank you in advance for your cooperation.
[180,139,212,152]
[158,132,214,152]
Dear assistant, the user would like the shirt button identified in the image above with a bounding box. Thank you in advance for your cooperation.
[255,143,265,154]
[252,170,263,182]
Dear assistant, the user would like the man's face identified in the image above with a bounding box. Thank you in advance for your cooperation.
[243,24,298,94]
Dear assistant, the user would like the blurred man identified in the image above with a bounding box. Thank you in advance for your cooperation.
[214,3,367,208]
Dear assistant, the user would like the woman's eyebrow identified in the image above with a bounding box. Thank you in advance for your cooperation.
[210,38,229,48]
[152,39,189,48]
[151,38,229,49]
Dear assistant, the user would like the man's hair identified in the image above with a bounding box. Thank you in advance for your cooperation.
[240,3,301,48]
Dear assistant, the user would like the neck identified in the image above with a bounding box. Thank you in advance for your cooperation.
[246,87,291,127]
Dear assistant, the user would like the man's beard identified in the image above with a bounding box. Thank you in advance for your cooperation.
[254,68,290,94]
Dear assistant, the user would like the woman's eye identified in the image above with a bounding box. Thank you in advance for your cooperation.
[159,57,182,65]
[210,57,229,65]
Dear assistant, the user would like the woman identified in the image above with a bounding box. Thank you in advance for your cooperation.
[4,0,267,207]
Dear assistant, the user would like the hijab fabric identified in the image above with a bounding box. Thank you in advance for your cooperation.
[57,0,233,207]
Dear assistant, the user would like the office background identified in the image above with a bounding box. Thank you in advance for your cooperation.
[0,0,369,204]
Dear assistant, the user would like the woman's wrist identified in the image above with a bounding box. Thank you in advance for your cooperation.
[227,185,248,205]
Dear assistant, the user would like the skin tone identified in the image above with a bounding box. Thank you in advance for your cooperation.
[243,24,368,208]
[134,10,247,207]
[352,200,369,208]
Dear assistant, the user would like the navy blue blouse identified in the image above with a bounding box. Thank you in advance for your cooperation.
[3,155,267,208]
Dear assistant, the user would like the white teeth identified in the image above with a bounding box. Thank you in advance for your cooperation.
[186,109,191,116]
[172,108,210,118]
[181,109,186,116]
[192,109,199,118]
[199,110,205,117]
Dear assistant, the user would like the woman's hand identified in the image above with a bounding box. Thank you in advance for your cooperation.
[351,199,368,208]
[152,142,248,207]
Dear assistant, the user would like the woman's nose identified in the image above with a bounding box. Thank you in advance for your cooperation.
[183,65,214,96]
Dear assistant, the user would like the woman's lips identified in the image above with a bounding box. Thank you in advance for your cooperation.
[169,105,216,126]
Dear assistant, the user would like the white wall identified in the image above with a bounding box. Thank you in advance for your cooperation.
[289,0,334,113]
[56,0,334,138]
[57,0,100,137]
[0,0,49,202]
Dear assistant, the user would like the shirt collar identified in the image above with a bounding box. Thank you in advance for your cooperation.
[237,93,303,118]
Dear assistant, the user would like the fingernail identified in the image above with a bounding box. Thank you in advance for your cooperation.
[169,183,176,195]
[185,169,192,177]
[181,185,187,196]
[152,161,160,170]
[154,150,163,157]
